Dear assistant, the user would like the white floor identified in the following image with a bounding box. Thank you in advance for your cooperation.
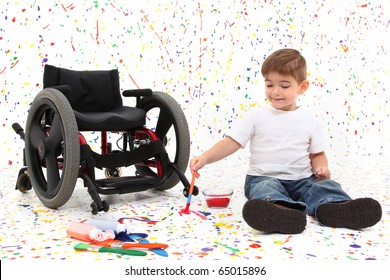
[1,149,388,264]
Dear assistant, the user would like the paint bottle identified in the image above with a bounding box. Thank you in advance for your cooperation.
[102,229,116,240]
[66,221,104,242]
[86,219,135,234]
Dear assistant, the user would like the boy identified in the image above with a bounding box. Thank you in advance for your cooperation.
[190,48,382,234]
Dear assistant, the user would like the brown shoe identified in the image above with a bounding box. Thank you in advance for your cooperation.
[316,198,382,229]
[242,199,306,234]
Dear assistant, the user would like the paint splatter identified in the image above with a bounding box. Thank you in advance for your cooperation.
[0,0,388,265]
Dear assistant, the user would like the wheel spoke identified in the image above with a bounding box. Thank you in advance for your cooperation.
[47,112,64,156]
[155,109,173,140]
[29,122,47,149]
[45,152,60,194]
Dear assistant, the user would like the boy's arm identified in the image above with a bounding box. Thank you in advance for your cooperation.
[310,151,331,180]
[190,136,241,178]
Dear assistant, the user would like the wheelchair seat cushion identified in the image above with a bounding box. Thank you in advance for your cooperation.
[43,64,146,131]
[74,106,145,131]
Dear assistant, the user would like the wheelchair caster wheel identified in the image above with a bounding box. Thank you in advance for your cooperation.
[16,173,32,193]
[183,185,199,197]
[90,200,109,215]
[90,202,99,215]
[102,200,109,212]
[104,167,122,178]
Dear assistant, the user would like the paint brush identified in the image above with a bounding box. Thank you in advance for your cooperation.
[74,243,147,256]
[139,239,169,257]
[177,167,207,219]
[180,170,196,214]
[129,234,169,257]
[93,239,169,249]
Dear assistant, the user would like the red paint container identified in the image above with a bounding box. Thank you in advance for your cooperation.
[202,188,233,209]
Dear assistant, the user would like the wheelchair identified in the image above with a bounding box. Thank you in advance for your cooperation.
[13,64,198,214]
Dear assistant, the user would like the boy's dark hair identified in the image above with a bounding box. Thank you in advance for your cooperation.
[261,48,307,83]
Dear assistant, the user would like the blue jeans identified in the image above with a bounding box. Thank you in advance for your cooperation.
[244,175,351,216]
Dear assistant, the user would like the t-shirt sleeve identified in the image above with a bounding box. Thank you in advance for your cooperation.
[309,120,330,154]
[226,110,255,148]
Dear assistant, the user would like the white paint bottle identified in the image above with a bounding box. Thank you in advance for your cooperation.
[86,219,133,234]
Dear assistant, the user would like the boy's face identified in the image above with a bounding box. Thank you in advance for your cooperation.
[264,72,309,111]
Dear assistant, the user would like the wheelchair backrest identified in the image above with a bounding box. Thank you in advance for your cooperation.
[43,64,123,113]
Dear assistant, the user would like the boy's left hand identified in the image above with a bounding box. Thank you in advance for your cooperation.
[314,167,331,181]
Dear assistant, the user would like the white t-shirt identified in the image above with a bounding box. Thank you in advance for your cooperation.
[228,105,328,180]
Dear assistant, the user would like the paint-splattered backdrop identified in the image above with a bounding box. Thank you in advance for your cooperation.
[1,0,389,170]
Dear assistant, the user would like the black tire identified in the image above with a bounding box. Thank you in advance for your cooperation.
[25,88,80,209]
[102,200,109,212]
[183,185,199,197]
[16,173,32,193]
[136,91,190,191]
[91,202,99,215]
[90,201,109,214]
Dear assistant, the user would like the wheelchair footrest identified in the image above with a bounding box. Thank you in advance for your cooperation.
[95,175,165,195]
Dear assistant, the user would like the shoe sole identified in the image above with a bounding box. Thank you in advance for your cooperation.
[242,199,306,234]
[316,198,382,229]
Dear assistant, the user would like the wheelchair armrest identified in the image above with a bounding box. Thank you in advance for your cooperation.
[46,85,72,95]
[122,89,153,98]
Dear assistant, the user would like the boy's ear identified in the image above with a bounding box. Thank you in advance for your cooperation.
[299,80,310,94]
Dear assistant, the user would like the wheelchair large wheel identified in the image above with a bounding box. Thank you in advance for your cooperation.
[137,91,190,191]
[25,88,80,209]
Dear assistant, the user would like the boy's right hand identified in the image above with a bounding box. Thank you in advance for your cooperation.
[189,137,241,178]
[190,157,206,178]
